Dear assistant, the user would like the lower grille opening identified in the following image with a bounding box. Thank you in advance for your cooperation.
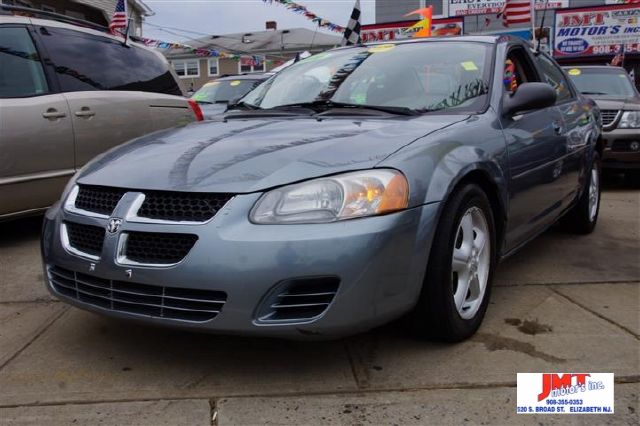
[257,276,340,324]
[48,265,226,322]
[65,222,105,257]
[124,232,198,265]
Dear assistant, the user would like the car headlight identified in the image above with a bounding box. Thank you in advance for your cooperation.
[250,169,409,224]
[618,111,640,129]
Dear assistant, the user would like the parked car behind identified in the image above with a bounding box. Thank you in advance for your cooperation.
[43,37,602,341]
[191,74,269,119]
[564,66,640,182]
[0,9,202,220]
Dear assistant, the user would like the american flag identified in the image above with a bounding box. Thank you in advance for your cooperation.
[341,0,361,46]
[497,0,533,27]
[109,0,128,35]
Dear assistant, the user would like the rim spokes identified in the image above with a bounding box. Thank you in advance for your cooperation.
[451,206,490,319]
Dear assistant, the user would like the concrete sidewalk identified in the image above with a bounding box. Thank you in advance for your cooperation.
[0,188,638,425]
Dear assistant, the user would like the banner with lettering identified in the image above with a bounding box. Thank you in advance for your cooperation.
[448,0,568,17]
[554,4,640,57]
[360,18,464,43]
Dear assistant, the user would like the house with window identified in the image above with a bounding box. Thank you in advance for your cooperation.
[1,0,153,36]
[163,26,341,91]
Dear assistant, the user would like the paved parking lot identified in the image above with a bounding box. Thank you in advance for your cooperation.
[0,179,638,425]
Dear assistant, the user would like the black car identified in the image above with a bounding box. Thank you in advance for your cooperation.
[564,66,640,182]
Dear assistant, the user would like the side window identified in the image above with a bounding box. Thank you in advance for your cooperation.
[0,27,49,98]
[39,26,182,96]
[503,47,539,94]
[536,54,573,103]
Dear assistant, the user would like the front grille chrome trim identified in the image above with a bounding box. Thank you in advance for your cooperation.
[115,233,185,268]
[60,223,101,261]
[63,185,110,219]
[601,110,621,131]
[125,193,233,225]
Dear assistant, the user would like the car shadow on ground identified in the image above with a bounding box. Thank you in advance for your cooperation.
[0,173,636,367]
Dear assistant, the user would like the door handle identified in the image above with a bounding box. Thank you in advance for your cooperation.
[552,121,563,135]
[42,108,66,119]
[75,107,95,118]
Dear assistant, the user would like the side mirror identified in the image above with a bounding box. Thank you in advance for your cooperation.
[503,82,556,116]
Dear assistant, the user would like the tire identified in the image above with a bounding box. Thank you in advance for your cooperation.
[562,152,601,234]
[410,183,496,342]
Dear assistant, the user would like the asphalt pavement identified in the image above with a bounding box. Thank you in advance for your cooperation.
[0,177,638,425]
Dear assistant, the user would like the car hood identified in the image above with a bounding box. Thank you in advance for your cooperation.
[77,115,467,193]
[589,96,640,111]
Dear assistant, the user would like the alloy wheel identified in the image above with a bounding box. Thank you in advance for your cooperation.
[451,207,491,319]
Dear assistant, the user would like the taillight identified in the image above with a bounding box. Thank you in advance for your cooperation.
[188,99,204,121]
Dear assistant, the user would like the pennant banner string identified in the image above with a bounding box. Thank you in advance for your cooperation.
[262,0,345,34]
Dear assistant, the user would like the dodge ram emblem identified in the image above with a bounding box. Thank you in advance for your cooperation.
[107,218,123,234]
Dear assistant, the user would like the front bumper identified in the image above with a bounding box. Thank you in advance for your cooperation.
[42,194,440,339]
[601,128,640,170]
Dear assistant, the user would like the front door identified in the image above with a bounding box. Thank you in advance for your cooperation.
[500,46,568,251]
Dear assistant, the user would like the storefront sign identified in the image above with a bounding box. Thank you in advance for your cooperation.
[361,18,464,43]
[554,4,640,57]
[448,0,568,17]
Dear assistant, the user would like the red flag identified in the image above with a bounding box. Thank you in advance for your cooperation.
[497,0,532,28]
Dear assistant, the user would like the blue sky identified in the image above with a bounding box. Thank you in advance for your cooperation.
[143,0,376,41]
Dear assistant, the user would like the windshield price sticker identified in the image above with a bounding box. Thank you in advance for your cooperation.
[230,80,241,86]
[517,373,614,414]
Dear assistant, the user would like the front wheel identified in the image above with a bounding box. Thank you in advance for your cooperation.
[410,183,496,342]
[562,152,601,234]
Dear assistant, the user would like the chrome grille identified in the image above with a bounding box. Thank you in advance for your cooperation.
[48,266,226,322]
[137,191,233,222]
[64,222,105,257]
[123,232,198,265]
[75,185,126,216]
[600,110,619,127]
[257,277,340,323]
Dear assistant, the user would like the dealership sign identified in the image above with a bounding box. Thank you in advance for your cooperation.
[360,18,464,43]
[448,0,568,17]
[554,4,640,57]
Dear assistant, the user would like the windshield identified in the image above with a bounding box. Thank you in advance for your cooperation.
[241,42,492,113]
[566,68,636,97]
[192,79,263,103]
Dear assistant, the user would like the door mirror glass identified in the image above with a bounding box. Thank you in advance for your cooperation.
[504,82,556,116]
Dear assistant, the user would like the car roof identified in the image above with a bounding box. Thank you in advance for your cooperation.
[213,74,270,81]
[335,34,510,50]
[562,65,626,70]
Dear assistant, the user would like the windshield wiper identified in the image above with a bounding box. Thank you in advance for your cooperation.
[581,91,608,95]
[227,101,260,111]
[276,100,418,116]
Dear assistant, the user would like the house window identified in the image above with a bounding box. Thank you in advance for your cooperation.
[172,59,200,78]
[208,58,219,76]
[239,56,266,74]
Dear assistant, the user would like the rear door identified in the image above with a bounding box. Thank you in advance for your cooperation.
[500,45,568,251]
[34,23,191,168]
[0,24,74,217]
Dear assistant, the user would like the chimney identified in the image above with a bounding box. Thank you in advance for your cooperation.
[266,21,277,30]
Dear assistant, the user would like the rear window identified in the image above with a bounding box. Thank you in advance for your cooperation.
[565,68,636,97]
[38,26,182,96]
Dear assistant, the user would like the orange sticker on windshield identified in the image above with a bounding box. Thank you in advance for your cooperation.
[368,44,395,53]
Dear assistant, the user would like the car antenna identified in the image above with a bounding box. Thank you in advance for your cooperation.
[534,0,549,55]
